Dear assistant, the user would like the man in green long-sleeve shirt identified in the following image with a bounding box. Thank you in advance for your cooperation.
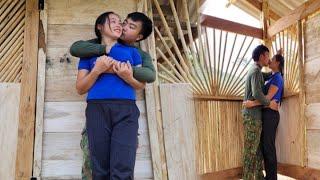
[70,12,155,180]
[242,45,277,180]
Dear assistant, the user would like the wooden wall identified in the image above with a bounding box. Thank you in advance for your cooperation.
[276,95,304,165]
[305,12,320,169]
[0,84,20,180]
[40,0,153,179]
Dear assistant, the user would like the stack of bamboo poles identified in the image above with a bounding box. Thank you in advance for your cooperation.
[0,0,25,83]
[270,25,301,95]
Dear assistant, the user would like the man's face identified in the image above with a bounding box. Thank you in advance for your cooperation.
[120,18,143,44]
[260,51,270,66]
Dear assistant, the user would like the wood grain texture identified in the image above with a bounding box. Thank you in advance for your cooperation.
[276,96,304,166]
[0,83,21,180]
[47,0,136,25]
[160,83,199,180]
[15,0,39,178]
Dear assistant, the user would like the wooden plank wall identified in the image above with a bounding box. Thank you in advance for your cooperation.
[305,12,320,169]
[159,83,199,180]
[0,84,20,180]
[41,0,152,179]
[276,95,305,165]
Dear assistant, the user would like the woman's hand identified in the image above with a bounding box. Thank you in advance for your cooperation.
[113,61,133,81]
[93,55,114,74]
[243,100,256,108]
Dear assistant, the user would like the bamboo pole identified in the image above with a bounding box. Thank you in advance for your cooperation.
[157,62,180,83]
[170,0,210,94]
[0,0,25,32]
[218,32,228,94]
[0,35,24,71]
[0,48,23,79]
[3,54,23,82]
[0,0,20,23]
[224,37,255,95]
[220,36,248,94]
[219,34,237,94]
[156,47,185,81]
[204,28,214,91]
[0,20,24,54]
[0,7,25,45]
[181,0,210,93]
[158,73,176,83]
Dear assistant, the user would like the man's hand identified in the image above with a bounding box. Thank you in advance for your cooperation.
[92,55,113,74]
[269,100,279,110]
[243,100,255,108]
[113,61,133,81]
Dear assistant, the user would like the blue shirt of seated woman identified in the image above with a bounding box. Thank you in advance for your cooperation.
[78,42,142,100]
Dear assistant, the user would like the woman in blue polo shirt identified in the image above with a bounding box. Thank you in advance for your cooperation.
[76,12,144,180]
[244,54,284,180]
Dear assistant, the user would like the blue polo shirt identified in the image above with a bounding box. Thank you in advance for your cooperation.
[264,72,284,103]
[78,43,142,100]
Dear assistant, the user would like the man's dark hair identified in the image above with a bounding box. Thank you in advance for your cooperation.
[127,12,153,41]
[252,44,269,62]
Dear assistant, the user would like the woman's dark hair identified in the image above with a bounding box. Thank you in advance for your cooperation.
[273,53,285,104]
[252,44,269,62]
[273,54,284,77]
[94,11,117,41]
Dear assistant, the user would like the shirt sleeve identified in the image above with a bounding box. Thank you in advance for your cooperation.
[251,70,270,106]
[270,74,283,89]
[78,58,91,70]
[131,48,142,66]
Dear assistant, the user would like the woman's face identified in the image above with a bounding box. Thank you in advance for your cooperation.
[99,13,122,39]
[269,57,280,71]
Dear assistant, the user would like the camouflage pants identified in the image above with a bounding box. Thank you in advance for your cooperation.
[243,114,264,180]
[80,128,92,180]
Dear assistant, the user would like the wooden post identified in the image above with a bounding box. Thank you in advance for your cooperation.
[261,0,271,49]
[33,0,47,178]
[297,20,307,167]
[143,0,168,179]
[15,0,39,179]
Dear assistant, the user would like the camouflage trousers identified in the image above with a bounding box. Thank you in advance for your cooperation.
[243,114,264,180]
[80,128,92,180]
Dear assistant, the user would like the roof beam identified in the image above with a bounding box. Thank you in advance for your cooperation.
[245,0,281,20]
[268,0,320,37]
[200,14,263,39]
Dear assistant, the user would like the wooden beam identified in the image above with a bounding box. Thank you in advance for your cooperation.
[278,163,320,179]
[200,167,243,180]
[200,14,263,39]
[194,95,243,101]
[15,0,39,179]
[245,0,281,20]
[268,0,320,37]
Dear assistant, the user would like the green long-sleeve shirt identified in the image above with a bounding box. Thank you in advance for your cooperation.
[70,38,156,83]
[242,63,270,120]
